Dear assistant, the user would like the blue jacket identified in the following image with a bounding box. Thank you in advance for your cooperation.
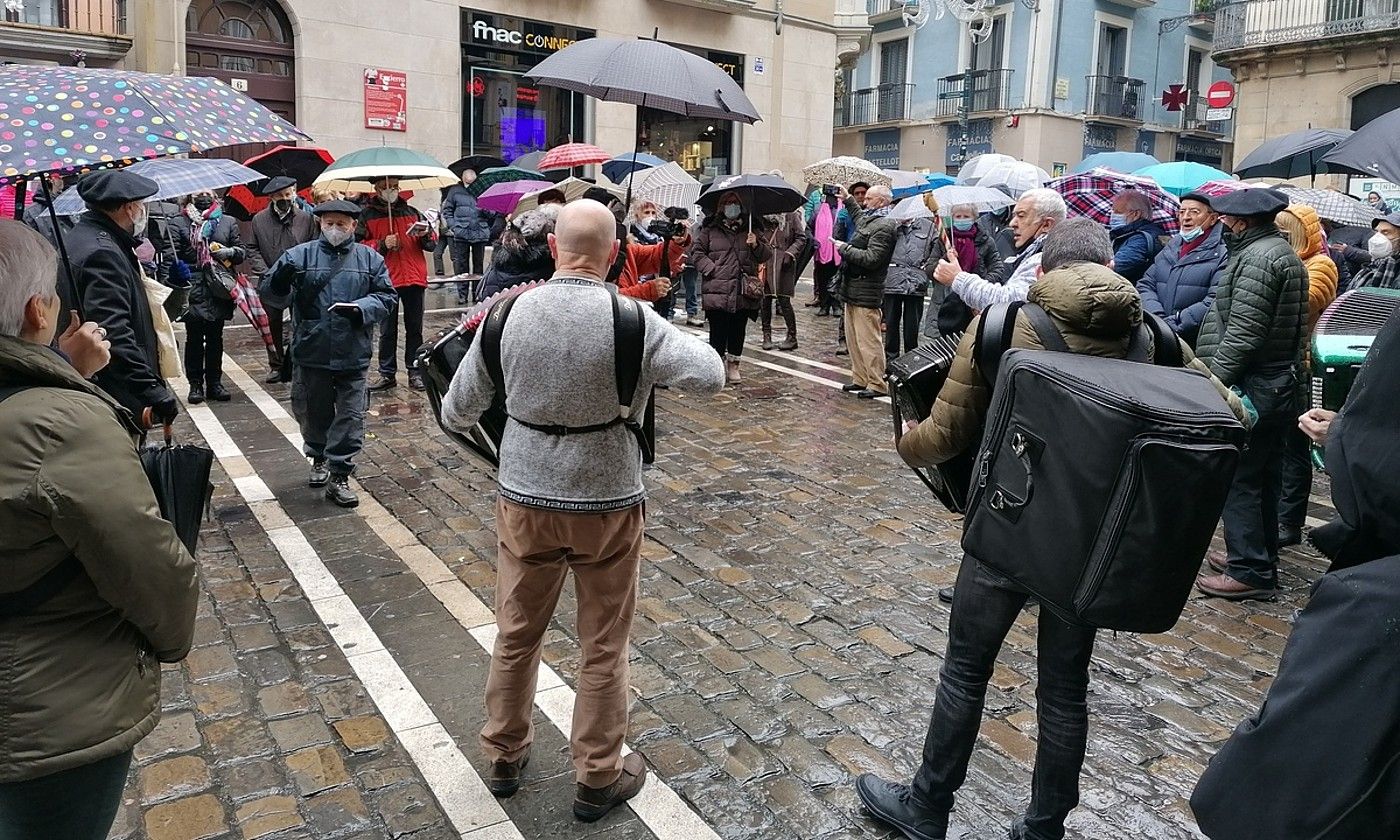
[1110,218,1168,284]
[261,237,396,371]
[1136,223,1228,345]
[440,184,500,244]
[803,189,853,241]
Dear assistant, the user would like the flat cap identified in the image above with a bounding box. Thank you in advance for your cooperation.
[1209,187,1289,218]
[76,169,158,205]
[311,199,362,217]
[260,175,298,196]
[1179,191,1213,208]
[1372,211,1400,229]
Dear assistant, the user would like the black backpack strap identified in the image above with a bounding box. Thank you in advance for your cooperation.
[973,301,1026,384]
[1019,303,1072,353]
[480,293,524,406]
[609,290,656,464]
[1141,312,1183,367]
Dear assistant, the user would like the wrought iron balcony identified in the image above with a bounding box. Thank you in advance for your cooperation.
[1182,97,1232,134]
[1214,0,1400,53]
[1085,75,1146,121]
[1,0,125,35]
[933,69,1015,117]
[836,82,914,128]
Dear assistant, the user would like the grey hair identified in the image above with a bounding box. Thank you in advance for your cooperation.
[1039,217,1114,272]
[949,203,978,216]
[1115,189,1153,218]
[1019,188,1067,223]
[866,184,894,204]
[0,220,59,338]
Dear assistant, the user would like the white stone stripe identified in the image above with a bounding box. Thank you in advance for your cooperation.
[221,354,723,840]
[677,323,852,375]
[175,375,517,840]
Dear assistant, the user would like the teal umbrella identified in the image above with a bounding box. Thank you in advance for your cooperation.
[467,166,548,198]
[1133,161,1233,197]
[312,146,457,193]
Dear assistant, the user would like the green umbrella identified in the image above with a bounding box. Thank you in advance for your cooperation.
[313,146,457,193]
[467,166,548,198]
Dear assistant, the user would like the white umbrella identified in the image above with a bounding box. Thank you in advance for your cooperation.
[620,161,702,209]
[956,153,1018,186]
[512,176,621,213]
[890,195,935,221]
[802,156,892,188]
[931,184,1016,212]
[975,161,1050,197]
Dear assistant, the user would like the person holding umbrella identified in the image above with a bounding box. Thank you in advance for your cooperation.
[178,190,245,404]
[245,176,320,383]
[442,169,503,304]
[357,176,435,392]
[690,191,771,384]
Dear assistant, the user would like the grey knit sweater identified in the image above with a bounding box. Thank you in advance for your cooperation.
[442,276,725,511]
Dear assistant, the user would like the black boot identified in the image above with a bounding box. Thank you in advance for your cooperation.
[1278,524,1303,547]
[325,474,358,508]
[206,383,231,402]
[854,774,947,840]
[187,383,205,404]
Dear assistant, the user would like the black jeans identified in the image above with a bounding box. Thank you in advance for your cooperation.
[267,304,286,360]
[0,750,132,840]
[184,316,225,387]
[911,558,1096,840]
[1222,411,1290,588]
[378,285,425,376]
[883,293,924,361]
[761,295,796,336]
[706,308,748,357]
[451,240,487,303]
[814,261,839,308]
[1277,424,1313,530]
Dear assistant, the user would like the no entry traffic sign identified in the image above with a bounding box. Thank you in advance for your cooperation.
[1206,81,1236,109]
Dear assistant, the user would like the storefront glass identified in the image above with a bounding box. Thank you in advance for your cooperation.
[637,46,744,180]
[460,11,593,163]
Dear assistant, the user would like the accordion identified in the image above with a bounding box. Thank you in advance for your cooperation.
[1308,287,1400,467]
[417,319,508,467]
[886,333,976,514]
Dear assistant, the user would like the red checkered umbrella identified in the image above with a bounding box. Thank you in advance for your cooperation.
[538,142,612,171]
[1048,167,1180,234]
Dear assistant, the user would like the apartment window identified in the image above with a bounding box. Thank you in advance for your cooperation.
[1186,48,1204,94]
[970,16,1007,72]
[879,38,909,86]
[1097,24,1127,77]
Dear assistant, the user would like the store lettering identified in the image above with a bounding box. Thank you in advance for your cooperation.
[472,19,577,52]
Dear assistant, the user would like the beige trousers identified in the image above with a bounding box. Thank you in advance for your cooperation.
[845,303,888,393]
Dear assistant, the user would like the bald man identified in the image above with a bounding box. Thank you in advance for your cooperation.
[442,200,723,821]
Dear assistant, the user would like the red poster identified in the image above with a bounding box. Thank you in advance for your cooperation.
[364,68,407,132]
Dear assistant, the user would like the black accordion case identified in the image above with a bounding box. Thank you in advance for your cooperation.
[886,334,976,514]
[416,318,508,467]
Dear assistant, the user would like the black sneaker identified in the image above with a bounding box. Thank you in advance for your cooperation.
[308,460,330,488]
[325,475,358,508]
[854,774,948,840]
[408,373,426,391]
[1278,524,1303,547]
[187,384,205,404]
[368,374,397,392]
[574,753,647,823]
[206,383,231,402]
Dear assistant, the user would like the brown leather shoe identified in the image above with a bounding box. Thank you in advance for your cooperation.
[486,750,529,798]
[1205,550,1228,574]
[1196,573,1276,601]
[574,752,647,822]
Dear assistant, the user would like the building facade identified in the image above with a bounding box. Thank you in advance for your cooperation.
[3,0,857,183]
[833,0,1235,176]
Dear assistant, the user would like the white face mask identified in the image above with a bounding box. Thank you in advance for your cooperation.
[379,188,399,204]
[322,226,353,247]
[1369,232,1393,260]
[130,203,149,239]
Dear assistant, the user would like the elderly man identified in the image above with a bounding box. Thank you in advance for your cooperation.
[0,220,197,840]
[1107,190,1168,284]
[262,200,396,508]
[62,169,179,426]
[358,176,435,391]
[1136,191,1228,346]
[442,200,723,822]
[245,175,319,383]
[836,183,897,398]
[933,187,1067,313]
[1194,188,1308,601]
[860,218,1246,840]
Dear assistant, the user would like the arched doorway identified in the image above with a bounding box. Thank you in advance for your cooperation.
[1351,83,1400,131]
[185,0,297,161]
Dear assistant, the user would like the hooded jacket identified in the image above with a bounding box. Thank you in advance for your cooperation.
[690,218,772,314]
[884,217,935,297]
[1109,217,1168,284]
[1278,203,1340,329]
[1136,222,1229,345]
[898,262,1246,468]
[0,335,197,782]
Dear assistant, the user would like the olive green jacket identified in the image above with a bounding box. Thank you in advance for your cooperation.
[0,334,197,782]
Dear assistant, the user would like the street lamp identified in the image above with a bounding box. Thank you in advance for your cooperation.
[905,0,999,168]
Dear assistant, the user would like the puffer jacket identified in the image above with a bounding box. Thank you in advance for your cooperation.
[691,220,772,314]
[1195,224,1309,387]
[1110,218,1168,283]
[885,217,935,296]
[1279,204,1340,328]
[477,237,554,300]
[440,184,499,244]
[183,212,246,323]
[261,237,397,371]
[1136,222,1229,345]
[0,335,197,783]
[837,199,897,308]
[897,262,1246,467]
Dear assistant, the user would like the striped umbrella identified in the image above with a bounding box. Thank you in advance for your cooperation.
[539,143,611,171]
[313,146,457,192]
[51,156,264,215]
[467,165,547,198]
[620,162,702,209]
[476,179,554,215]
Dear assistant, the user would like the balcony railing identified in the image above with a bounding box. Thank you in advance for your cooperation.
[934,69,1015,117]
[867,0,916,13]
[1,0,126,36]
[1085,75,1146,121]
[836,82,914,127]
[1182,97,1231,134]
[1214,0,1400,52]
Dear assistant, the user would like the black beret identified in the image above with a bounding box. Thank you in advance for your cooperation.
[76,169,158,205]
[1209,187,1289,218]
[311,199,362,217]
[582,186,618,205]
[1372,211,1400,229]
[1179,191,1213,208]
[260,175,298,196]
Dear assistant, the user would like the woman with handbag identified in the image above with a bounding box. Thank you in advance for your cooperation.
[180,191,245,403]
[689,192,772,384]
[760,208,810,351]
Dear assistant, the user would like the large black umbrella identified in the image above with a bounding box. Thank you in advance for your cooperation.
[1234,128,1353,183]
[1323,112,1400,185]
[698,174,804,217]
[449,154,506,178]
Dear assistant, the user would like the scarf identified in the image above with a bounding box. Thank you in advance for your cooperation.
[189,203,223,269]
[951,226,978,270]
[865,204,893,219]
[814,202,841,266]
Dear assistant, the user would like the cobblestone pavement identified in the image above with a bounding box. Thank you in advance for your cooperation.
[117,281,1335,839]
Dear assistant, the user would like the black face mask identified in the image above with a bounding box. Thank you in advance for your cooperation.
[193,196,215,212]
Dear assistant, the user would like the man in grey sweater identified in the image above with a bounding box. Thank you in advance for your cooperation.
[442,200,724,821]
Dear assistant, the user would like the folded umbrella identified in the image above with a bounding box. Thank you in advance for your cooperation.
[975,161,1050,197]
[1049,168,1180,233]
[476,179,555,215]
[140,427,214,554]
[802,156,891,188]
[620,162,702,210]
[1134,161,1233,197]
[1322,111,1400,185]
[539,142,611,171]
[955,153,1018,186]
[601,152,667,185]
[314,147,457,193]
[1235,128,1353,181]
[467,165,548,199]
[697,173,804,217]
[51,157,264,215]
[1072,151,1159,174]
[232,274,274,349]
[1276,186,1380,228]
[930,184,1016,213]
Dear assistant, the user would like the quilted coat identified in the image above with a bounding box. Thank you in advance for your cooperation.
[1136,223,1228,345]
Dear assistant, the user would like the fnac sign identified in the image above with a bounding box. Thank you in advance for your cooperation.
[470,17,580,54]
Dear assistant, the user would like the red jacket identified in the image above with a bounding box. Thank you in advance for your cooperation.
[357,198,436,289]
[618,238,689,301]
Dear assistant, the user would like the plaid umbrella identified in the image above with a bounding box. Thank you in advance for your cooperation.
[476,179,554,215]
[50,157,263,215]
[539,142,611,171]
[0,65,309,184]
[955,153,1018,186]
[467,166,547,198]
[601,152,666,184]
[1276,186,1381,227]
[232,274,274,349]
[801,156,891,188]
[1192,179,1249,199]
[1049,168,1180,233]
[620,162,702,209]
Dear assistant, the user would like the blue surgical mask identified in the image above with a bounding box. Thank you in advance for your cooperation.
[1180,226,1205,242]
[723,204,742,220]
[952,218,975,232]
[1109,212,1128,228]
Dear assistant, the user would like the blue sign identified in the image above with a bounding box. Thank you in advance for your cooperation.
[1082,123,1119,158]
[1136,130,1157,157]
[864,129,901,169]
[946,119,994,171]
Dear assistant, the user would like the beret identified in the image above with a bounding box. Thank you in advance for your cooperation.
[311,199,362,217]
[1209,187,1289,218]
[76,169,158,205]
[260,175,298,196]
[1179,191,1213,208]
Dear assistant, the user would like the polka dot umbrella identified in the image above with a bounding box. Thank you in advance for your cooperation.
[0,65,311,186]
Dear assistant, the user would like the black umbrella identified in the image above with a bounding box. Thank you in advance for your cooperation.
[1234,128,1353,183]
[449,154,507,178]
[697,174,804,217]
[140,427,214,554]
[1323,111,1400,185]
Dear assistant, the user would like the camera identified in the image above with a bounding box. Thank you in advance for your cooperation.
[647,206,691,240]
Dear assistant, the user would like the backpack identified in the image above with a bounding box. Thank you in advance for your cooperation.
[961,302,1247,633]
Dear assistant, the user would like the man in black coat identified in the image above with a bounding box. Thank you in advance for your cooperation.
[62,169,178,426]
[245,176,319,382]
